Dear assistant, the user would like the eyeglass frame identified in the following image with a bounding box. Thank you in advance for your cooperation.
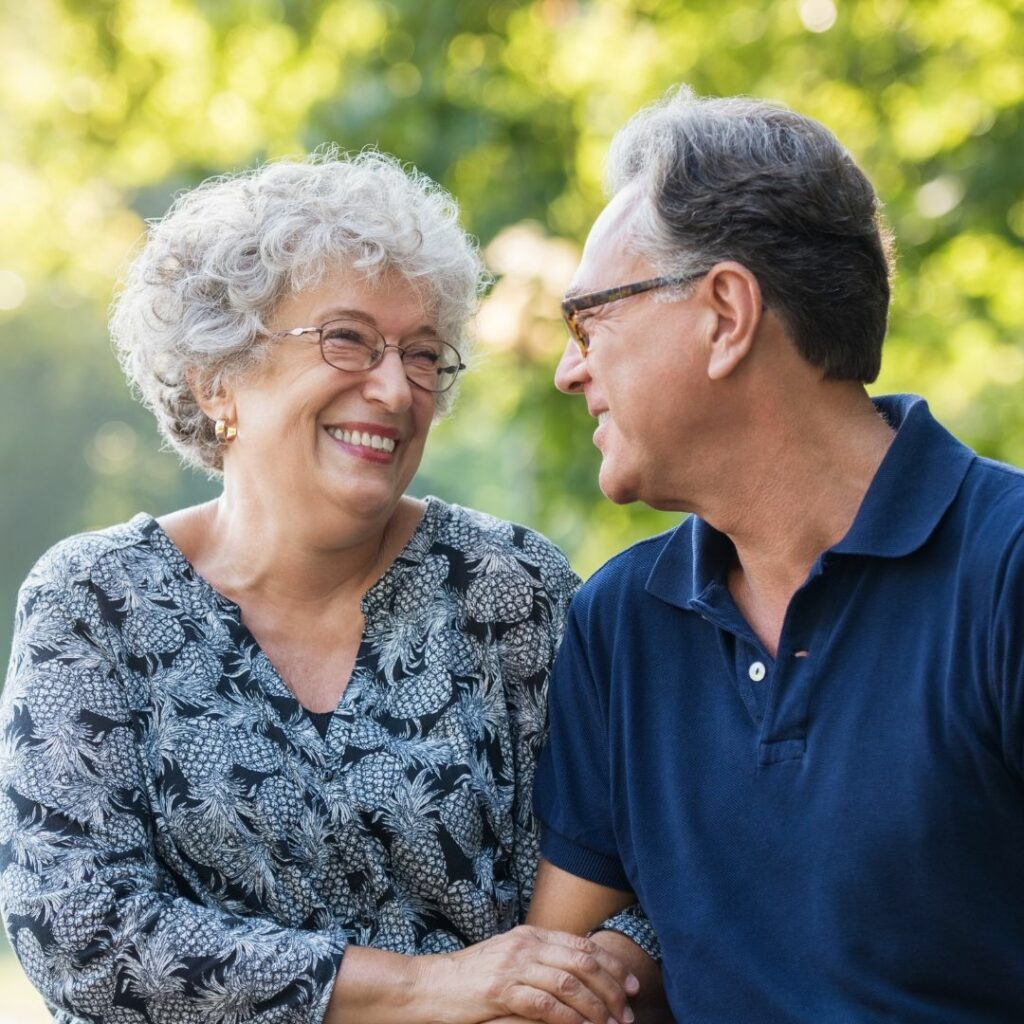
[561,272,705,356]
[273,318,467,393]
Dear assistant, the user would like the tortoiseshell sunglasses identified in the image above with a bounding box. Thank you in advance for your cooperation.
[561,272,704,356]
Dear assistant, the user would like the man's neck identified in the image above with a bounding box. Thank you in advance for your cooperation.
[697,386,895,654]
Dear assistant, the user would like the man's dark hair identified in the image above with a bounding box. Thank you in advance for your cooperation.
[607,86,895,382]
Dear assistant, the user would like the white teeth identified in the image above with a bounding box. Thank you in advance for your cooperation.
[326,427,396,453]
[597,412,609,425]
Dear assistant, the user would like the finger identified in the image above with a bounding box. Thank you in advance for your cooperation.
[527,928,639,992]
[502,981,588,1024]
[507,962,634,1024]
[528,937,638,1015]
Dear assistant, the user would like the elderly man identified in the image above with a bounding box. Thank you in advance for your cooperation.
[526,87,1024,1022]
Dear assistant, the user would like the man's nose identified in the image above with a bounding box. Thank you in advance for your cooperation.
[554,338,590,394]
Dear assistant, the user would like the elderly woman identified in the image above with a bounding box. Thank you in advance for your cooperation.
[0,152,657,1024]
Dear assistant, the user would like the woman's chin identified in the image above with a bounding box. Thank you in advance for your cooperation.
[320,472,411,523]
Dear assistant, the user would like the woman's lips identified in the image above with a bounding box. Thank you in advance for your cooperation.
[324,425,399,462]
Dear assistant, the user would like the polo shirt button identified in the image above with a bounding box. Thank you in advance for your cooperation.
[748,661,767,682]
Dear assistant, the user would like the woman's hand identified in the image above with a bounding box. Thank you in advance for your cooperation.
[420,925,639,1024]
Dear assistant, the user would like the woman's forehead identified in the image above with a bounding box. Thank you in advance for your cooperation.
[275,267,437,330]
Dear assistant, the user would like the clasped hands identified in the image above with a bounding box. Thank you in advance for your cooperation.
[424,924,639,1024]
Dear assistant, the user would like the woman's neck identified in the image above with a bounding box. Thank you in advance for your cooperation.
[159,491,425,611]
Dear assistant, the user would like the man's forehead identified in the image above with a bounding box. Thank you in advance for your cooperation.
[566,186,649,298]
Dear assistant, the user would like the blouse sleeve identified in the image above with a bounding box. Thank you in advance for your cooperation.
[506,541,661,963]
[0,554,347,1024]
[503,542,579,918]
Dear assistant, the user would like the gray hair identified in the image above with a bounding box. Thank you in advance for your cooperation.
[110,148,487,474]
[607,86,894,382]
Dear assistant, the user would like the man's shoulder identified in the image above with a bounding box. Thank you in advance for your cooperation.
[966,453,1024,496]
[956,455,1024,545]
[575,519,691,609]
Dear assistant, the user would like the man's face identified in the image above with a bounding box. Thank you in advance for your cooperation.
[555,187,713,510]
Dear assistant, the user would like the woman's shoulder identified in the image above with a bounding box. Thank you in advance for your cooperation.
[22,513,166,598]
[427,498,581,593]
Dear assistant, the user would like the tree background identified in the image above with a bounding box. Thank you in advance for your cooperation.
[0,0,1022,1005]
[3,0,1024,668]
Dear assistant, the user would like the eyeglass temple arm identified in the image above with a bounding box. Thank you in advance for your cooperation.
[276,327,320,337]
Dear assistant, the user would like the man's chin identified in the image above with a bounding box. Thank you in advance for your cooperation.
[597,465,639,506]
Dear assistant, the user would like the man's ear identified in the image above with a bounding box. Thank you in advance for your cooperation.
[703,262,765,381]
[186,367,236,424]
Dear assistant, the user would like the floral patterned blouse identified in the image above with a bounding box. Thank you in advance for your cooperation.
[0,498,656,1024]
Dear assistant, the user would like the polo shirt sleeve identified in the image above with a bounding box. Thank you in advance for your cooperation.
[534,601,631,892]
[993,526,1024,782]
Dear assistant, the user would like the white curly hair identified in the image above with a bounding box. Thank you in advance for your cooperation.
[110,148,487,474]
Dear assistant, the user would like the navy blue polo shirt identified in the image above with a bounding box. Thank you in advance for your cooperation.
[535,395,1024,1023]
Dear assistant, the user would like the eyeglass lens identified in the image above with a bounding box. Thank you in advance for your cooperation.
[319,318,462,392]
[563,313,589,354]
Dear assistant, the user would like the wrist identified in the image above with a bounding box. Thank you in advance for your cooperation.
[410,953,457,1024]
[329,946,430,1024]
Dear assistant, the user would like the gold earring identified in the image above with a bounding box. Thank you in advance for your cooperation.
[214,418,237,443]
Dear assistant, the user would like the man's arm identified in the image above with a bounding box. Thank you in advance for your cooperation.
[528,858,633,933]
[527,859,673,1023]
[529,600,673,1020]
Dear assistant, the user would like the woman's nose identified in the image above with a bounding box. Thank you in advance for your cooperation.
[363,347,415,410]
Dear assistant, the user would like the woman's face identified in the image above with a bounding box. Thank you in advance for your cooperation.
[222,268,442,529]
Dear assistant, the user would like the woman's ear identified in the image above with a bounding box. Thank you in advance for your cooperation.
[186,367,236,423]
[704,262,765,381]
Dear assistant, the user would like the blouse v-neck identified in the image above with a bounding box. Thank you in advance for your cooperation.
[138,497,444,734]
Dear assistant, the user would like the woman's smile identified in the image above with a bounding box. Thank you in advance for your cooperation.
[324,421,400,462]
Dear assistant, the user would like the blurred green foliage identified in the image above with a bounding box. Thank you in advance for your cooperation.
[1,0,1023,671]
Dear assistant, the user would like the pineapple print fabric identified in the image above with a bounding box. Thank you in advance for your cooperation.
[0,497,657,1023]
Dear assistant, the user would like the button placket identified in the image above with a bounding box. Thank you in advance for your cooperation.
[757,643,810,766]
[728,640,772,724]
[756,562,847,767]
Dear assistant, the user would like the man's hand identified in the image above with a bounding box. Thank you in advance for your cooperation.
[526,859,674,1023]
[588,929,673,1023]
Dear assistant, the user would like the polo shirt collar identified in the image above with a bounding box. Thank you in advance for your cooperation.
[646,394,976,611]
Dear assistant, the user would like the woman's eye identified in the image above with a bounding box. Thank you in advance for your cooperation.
[404,345,442,365]
[324,329,369,346]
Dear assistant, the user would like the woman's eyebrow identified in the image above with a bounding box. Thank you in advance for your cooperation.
[316,306,441,337]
